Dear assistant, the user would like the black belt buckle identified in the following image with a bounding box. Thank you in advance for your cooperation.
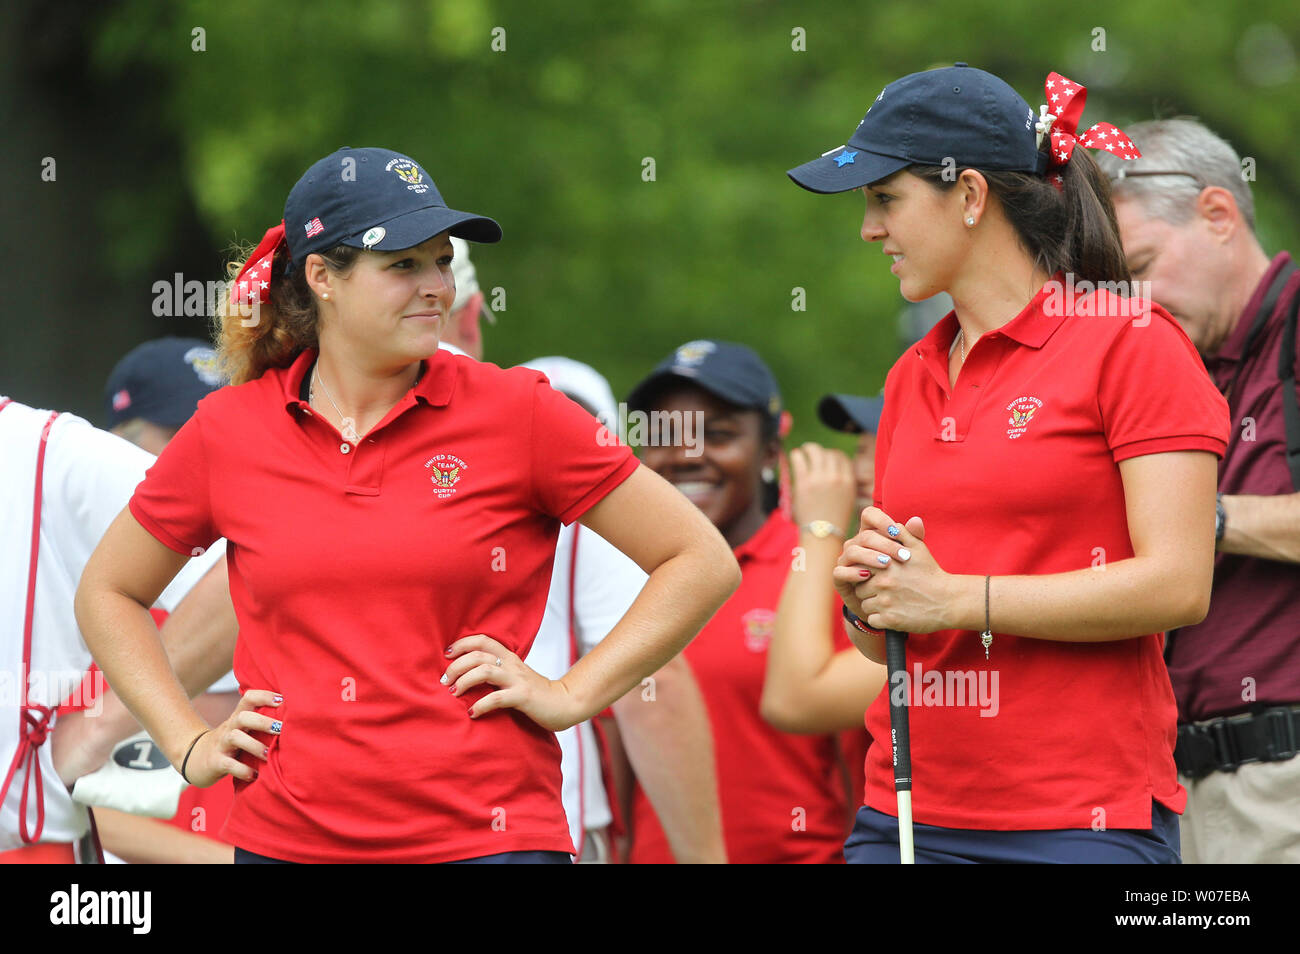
[1262,708,1299,762]
[1175,722,1217,780]
[1208,718,1240,773]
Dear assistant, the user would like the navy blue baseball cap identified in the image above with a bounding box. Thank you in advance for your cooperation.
[787,63,1046,194]
[105,337,224,429]
[283,147,501,270]
[627,340,783,427]
[817,393,884,434]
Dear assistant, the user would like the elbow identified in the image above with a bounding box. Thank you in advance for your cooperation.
[758,690,804,733]
[1176,588,1212,629]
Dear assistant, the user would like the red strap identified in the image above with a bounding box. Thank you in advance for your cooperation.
[0,410,59,843]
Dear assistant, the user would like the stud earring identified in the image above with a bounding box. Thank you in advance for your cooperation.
[761,467,775,482]
[322,293,330,300]
[965,216,975,227]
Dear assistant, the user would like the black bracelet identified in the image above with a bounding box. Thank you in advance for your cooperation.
[842,604,883,635]
[180,729,210,784]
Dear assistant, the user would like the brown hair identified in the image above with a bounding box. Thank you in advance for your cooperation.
[908,142,1131,286]
[214,243,361,385]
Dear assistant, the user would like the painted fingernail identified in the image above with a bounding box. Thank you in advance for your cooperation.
[467,709,475,718]
[877,554,891,565]
[272,695,283,705]
[439,674,448,685]
[252,770,259,780]
[897,547,911,561]
[887,525,901,538]
[859,569,872,578]
[270,720,282,734]
[263,746,270,758]
[449,686,457,695]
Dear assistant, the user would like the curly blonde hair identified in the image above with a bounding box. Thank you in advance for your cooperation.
[214,242,360,385]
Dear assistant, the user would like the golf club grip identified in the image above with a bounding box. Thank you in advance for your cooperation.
[885,629,912,793]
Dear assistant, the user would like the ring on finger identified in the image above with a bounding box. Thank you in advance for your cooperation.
[495,657,502,667]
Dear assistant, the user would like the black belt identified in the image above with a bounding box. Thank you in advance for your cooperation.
[1175,705,1300,780]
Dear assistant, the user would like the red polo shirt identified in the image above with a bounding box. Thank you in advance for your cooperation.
[1169,252,1300,720]
[869,281,1228,830]
[628,511,853,864]
[129,348,638,863]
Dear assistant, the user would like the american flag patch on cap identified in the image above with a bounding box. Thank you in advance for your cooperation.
[304,217,324,238]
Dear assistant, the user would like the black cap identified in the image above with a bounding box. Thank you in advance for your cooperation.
[817,393,885,434]
[787,64,1045,194]
[283,147,502,270]
[105,337,224,429]
[627,340,782,427]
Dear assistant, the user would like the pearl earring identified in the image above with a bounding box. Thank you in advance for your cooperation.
[322,293,330,300]
[965,216,975,227]
[761,467,775,482]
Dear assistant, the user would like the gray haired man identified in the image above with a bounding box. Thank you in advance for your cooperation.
[1100,119,1300,863]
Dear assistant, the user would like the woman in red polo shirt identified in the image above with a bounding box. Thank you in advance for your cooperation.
[74,147,739,864]
[624,340,855,864]
[787,66,1229,862]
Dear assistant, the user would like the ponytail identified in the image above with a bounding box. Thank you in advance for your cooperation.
[909,142,1130,286]
[214,243,360,385]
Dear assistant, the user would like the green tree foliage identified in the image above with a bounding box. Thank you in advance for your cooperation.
[84,0,1299,446]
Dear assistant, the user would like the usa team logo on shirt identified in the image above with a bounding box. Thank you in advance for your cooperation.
[741,608,776,653]
[1005,396,1044,440]
[424,453,468,498]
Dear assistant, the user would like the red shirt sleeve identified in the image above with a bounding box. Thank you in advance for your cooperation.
[1098,306,1230,462]
[528,377,638,524]
[128,409,218,555]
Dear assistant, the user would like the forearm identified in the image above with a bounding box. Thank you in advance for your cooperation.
[559,543,739,721]
[612,656,726,863]
[944,557,1209,641]
[75,586,209,767]
[763,534,841,716]
[93,808,234,864]
[1220,492,1300,563]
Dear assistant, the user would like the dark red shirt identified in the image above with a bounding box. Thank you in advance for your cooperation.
[1169,252,1300,720]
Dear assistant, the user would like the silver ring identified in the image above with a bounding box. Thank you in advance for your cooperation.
[495,657,502,667]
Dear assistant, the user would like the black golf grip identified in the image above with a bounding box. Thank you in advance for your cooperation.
[885,629,912,793]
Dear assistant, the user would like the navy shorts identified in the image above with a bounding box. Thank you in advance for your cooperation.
[843,800,1181,864]
[235,847,571,864]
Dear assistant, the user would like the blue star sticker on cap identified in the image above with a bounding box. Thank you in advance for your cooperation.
[834,150,858,167]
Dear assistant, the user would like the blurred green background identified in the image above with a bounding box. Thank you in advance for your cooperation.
[3,0,1298,451]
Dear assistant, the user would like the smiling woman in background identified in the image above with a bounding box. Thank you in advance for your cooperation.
[624,339,857,863]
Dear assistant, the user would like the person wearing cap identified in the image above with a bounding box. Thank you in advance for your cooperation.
[624,340,858,864]
[0,393,226,862]
[788,65,1229,862]
[75,336,240,863]
[104,337,226,455]
[437,236,495,360]
[761,396,888,746]
[74,147,740,864]
[1096,120,1300,864]
[519,356,727,864]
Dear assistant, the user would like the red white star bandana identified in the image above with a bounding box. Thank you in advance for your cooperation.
[229,221,285,310]
[1042,72,1141,170]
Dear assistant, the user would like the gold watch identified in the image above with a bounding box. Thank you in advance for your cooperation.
[803,520,844,539]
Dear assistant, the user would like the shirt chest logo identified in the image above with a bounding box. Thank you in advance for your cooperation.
[1005,396,1044,439]
[741,608,776,653]
[424,453,468,498]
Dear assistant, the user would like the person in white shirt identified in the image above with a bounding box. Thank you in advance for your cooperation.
[0,396,225,861]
